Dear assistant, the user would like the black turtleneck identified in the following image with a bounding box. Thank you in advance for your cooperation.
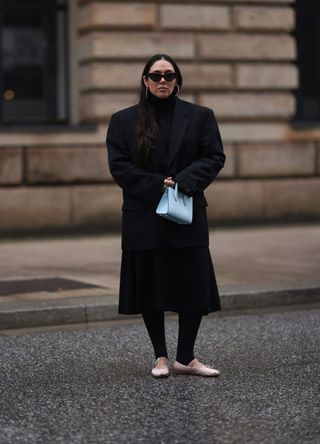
[148,92,176,154]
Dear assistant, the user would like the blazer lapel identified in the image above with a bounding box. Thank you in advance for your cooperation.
[168,98,189,169]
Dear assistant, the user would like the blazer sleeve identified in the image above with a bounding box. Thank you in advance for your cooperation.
[106,113,166,205]
[174,109,226,196]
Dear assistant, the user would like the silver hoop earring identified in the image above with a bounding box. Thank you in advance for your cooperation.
[145,85,149,99]
[175,84,180,97]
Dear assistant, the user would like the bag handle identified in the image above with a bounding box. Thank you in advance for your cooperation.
[173,183,178,201]
[172,183,189,205]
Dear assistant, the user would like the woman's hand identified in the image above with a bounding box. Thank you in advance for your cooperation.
[164,177,175,188]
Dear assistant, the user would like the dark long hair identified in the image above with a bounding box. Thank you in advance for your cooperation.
[136,54,183,167]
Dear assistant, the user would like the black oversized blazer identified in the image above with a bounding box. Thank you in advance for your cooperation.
[106,98,226,251]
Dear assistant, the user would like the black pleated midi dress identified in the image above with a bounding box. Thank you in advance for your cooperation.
[116,95,221,315]
[119,247,220,314]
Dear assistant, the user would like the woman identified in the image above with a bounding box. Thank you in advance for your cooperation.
[106,54,225,378]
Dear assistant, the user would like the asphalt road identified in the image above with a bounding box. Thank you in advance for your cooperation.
[0,305,319,444]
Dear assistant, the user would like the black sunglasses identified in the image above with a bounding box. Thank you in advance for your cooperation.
[146,72,176,82]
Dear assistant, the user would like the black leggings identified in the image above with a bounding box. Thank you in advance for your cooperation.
[142,311,203,365]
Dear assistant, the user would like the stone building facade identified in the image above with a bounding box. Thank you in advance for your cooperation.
[0,0,319,233]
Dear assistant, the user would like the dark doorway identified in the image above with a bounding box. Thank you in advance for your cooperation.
[294,0,320,125]
[0,0,68,124]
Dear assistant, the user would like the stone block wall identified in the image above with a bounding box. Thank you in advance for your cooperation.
[0,0,320,233]
[78,0,297,124]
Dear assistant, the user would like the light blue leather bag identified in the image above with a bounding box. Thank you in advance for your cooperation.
[156,183,193,225]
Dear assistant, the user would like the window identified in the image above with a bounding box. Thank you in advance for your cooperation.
[0,0,68,124]
[294,0,320,124]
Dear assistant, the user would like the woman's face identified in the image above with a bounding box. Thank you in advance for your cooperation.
[143,59,177,99]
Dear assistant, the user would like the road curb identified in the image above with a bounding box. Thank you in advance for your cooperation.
[220,285,320,310]
[0,286,319,330]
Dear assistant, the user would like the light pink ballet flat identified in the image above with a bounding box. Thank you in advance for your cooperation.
[151,357,170,378]
[172,358,221,377]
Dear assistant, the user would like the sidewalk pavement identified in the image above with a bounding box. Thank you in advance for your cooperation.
[0,224,319,330]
